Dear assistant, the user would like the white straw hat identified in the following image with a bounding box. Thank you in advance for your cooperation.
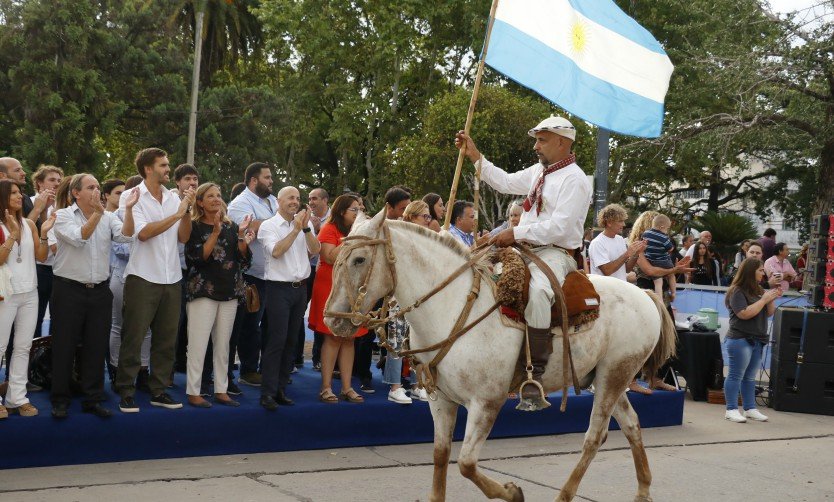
[528,116,576,141]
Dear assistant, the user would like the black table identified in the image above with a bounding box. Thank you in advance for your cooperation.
[669,329,723,401]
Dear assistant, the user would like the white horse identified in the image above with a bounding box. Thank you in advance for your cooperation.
[324,211,676,502]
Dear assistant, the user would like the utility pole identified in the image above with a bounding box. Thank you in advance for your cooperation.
[186,4,205,165]
[593,128,611,222]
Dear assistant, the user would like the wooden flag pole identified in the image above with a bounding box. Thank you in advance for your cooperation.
[443,0,501,230]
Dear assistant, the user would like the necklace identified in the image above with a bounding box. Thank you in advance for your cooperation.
[16,237,21,263]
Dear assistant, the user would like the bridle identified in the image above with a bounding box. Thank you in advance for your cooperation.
[324,218,500,397]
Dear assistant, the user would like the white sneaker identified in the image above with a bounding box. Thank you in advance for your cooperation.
[388,387,412,404]
[725,409,747,423]
[410,387,429,401]
[744,409,769,422]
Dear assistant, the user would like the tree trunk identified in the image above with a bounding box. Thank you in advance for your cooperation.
[707,164,720,212]
[812,139,834,216]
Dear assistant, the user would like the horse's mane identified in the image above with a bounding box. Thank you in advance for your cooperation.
[387,219,473,259]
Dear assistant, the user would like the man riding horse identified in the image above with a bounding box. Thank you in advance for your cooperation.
[455,117,592,409]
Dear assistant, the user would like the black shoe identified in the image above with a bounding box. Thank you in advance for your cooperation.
[274,390,295,406]
[136,367,151,393]
[150,392,183,409]
[226,380,243,396]
[312,362,322,372]
[51,403,69,419]
[360,380,375,394]
[260,395,279,411]
[294,362,304,369]
[119,396,140,413]
[82,403,112,418]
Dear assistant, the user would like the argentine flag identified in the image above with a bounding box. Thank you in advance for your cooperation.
[485,0,674,138]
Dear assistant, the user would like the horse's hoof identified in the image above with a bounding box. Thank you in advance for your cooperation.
[634,496,652,502]
[504,482,524,502]
[515,396,551,412]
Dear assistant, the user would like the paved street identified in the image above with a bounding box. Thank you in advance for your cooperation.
[2,399,832,501]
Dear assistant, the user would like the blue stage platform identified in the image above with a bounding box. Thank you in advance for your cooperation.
[0,366,684,470]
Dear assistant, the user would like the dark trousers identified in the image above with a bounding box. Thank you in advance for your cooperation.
[353,332,375,381]
[230,274,266,375]
[294,266,316,365]
[312,332,324,365]
[50,277,113,406]
[174,270,188,371]
[35,264,54,339]
[261,281,306,397]
[115,275,181,398]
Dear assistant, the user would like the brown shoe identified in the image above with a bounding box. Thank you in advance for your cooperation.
[239,372,262,386]
[0,405,7,419]
[0,381,7,398]
[7,403,39,417]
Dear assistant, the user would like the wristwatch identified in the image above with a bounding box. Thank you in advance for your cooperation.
[302,227,312,233]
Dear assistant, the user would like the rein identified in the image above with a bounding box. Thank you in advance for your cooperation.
[324,220,579,410]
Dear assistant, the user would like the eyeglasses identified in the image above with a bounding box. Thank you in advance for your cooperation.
[346,207,360,213]
[420,214,432,221]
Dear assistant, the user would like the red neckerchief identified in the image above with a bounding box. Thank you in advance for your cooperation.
[522,153,575,214]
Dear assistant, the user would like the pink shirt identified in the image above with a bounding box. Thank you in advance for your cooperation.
[764,256,796,290]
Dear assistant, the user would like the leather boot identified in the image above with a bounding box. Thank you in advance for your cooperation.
[517,327,554,412]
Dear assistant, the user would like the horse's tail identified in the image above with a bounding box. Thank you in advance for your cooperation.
[642,290,678,378]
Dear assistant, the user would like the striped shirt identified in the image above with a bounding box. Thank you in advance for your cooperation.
[641,229,673,261]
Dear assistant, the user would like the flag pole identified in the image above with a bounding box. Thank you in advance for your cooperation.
[444,0,501,230]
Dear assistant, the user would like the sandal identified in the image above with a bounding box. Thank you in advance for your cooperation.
[339,388,365,403]
[0,405,7,420]
[651,381,678,392]
[319,388,339,404]
[628,381,653,395]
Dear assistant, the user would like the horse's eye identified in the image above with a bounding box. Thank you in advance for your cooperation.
[353,257,366,266]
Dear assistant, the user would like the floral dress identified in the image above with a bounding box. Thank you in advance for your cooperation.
[185,220,252,303]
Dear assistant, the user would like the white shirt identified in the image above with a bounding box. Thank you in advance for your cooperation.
[258,215,314,282]
[1,221,37,295]
[588,233,628,281]
[120,181,183,285]
[477,157,592,248]
[228,188,278,280]
[30,195,56,266]
[53,204,132,284]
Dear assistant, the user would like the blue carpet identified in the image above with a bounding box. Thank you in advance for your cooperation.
[0,366,683,470]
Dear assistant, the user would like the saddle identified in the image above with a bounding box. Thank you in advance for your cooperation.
[493,247,600,329]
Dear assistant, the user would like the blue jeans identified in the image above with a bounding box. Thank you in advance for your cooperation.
[723,337,763,411]
[382,353,403,385]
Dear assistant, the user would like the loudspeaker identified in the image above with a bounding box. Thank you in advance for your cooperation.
[773,308,834,364]
[810,214,830,235]
[770,358,834,415]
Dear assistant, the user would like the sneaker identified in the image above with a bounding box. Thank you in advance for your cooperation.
[388,387,412,404]
[226,380,243,396]
[725,409,747,423]
[312,362,322,372]
[359,381,375,394]
[150,392,183,409]
[744,409,769,422]
[119,396,140,413]
[291,366,298,374]
[239,372,262,386]
[410,387,429,402]
[7,403,38,416]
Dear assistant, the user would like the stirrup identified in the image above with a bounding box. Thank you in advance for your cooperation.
[515,378,551,412]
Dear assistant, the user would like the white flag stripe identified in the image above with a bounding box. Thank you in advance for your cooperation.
[495,0,673,103]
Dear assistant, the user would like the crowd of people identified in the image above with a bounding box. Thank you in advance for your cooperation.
[0,115,807,421]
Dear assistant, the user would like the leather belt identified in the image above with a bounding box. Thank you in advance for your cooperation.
[273,280,305,288]
[55,276,109,289]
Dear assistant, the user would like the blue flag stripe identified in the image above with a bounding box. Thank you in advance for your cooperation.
[486,20,665,138]
[566,0,667,55]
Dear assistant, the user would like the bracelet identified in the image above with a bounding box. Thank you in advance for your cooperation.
[302,227,312,233]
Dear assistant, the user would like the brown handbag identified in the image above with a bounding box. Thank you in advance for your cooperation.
[244,284,260,313]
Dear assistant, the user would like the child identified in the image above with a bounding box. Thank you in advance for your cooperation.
[641,214,677,300]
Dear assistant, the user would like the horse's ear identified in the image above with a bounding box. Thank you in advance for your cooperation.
[371,208,387,228]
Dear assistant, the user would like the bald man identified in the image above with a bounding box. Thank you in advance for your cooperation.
[0,157,36,219]
[257,186,321,410]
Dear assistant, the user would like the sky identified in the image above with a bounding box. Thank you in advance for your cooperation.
[767,0,833,24]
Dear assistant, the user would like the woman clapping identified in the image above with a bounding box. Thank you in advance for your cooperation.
[184,183,253,408]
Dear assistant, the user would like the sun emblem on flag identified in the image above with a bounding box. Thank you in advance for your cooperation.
[569,19,589,56]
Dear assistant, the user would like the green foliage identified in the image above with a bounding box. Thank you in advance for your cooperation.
[690,211,758,257]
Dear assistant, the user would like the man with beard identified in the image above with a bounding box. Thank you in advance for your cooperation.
[455,117,592,411]
[301,188,329,371]
[172,164,199,382]
[227,163,278,391]
[257,186,320,410]
[116,148,195,412]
